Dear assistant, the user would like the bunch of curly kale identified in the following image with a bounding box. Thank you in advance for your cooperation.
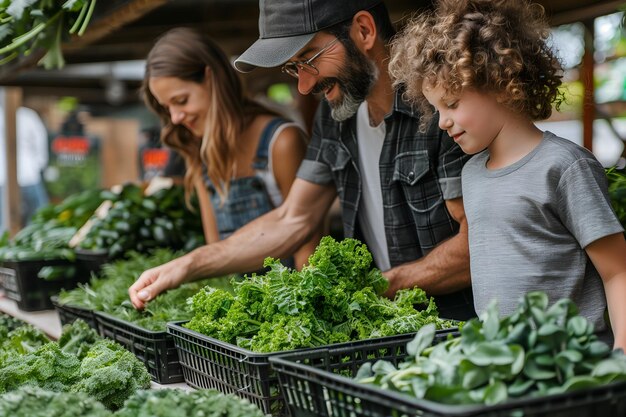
[0,319,151,410]
[185,236,456,352]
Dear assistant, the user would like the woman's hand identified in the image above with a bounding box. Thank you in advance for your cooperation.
[128,255,192,309]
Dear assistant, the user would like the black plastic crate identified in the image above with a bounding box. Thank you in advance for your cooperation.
[270,337,626,417]
[51,295,98,330]
[75,248,110,277]
[95,311,183,384]
[167,321,459,416]
[0,259,85,311]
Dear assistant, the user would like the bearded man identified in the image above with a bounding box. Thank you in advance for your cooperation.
[130,0,475,320]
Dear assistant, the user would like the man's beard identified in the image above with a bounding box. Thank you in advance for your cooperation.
[312,38,378,122]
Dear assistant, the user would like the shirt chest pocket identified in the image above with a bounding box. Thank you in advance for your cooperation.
[321,139,351,171]
[392,151,443,212]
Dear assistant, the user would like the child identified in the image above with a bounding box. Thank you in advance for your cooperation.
[389,0,626,349]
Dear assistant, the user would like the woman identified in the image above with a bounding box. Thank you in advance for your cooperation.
[142,27,318,269]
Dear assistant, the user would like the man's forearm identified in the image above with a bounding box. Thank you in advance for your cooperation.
[384,231,471,297]
[185,207,314,280]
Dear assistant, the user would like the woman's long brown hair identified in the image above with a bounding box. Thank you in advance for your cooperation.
[142,27,270,206]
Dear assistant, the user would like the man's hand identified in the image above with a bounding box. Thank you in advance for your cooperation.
[382,197,471,299]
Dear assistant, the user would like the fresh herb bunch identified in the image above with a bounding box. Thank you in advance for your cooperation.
[58,249,235,331]
[0,0,97,68]
[185,236,456,352]
[358,291,626,406]
[607,167,626,227]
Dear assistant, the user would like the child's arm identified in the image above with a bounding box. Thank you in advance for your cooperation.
[586,232,626,351]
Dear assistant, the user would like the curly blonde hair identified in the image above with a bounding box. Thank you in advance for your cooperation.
[389,0,564,131]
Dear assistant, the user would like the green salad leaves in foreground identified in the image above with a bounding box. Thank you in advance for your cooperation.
[357,291,626,406]
[185,236,456,352]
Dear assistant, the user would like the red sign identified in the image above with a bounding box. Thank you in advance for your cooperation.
[142,148,170,171]
[52,136,90,156]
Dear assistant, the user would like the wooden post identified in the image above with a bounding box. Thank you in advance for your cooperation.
[85,117,140,188]
[3,88,23,236]
[581,19,595,152]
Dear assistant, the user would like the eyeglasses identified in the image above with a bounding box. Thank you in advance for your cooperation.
[282,38,340,79]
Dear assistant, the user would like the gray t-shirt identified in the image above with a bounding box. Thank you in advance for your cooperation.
[462,131,624,333]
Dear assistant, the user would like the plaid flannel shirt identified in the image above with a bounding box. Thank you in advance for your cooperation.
[298,90,471,268]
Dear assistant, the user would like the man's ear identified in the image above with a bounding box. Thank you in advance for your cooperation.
[350,10,377,52]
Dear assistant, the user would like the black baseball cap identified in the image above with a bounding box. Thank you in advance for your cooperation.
[234,0,383,72]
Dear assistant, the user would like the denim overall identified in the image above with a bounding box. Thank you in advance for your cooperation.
[205,118,286,239]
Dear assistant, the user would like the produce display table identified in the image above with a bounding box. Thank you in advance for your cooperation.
[0,292,61,339]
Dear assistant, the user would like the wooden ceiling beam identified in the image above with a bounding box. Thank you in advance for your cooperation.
[63,0,169,52]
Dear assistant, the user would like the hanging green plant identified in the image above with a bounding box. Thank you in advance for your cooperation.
[0,0,97,69]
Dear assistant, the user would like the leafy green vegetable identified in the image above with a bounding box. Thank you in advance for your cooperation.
[0,188,105,262]
[0,322,50,366]
[0,386,112,417]
[358,291,626,406]
[77,184,205,258]
[57,249,235,331]
[114,388,265,417]
[185,236,456,352]
[70,339,152,410]
[0,0,97,69]
[0,319,151,409]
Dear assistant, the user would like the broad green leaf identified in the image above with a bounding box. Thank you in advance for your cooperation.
[527,329,537,349]
[505,323,527,345]
[469,343,516,366]
[509,344,526,375]
[355,362,373,380]
[406,324,435,357]
[460,360,489,389]
[523,357,556,380]
[557,349,583,363]
[371,360,397,376]
[409,376,430,398]
[460,319,484,348]
[587,341,611,358]
[6,0,38,19]
[425,384,475,405]
[560,376,601,392]
[567,316,590,337]
[530,306,547,325]
[592,358,626,378]
[484,380,508,405]
[480,301,500,341]
[534,354,554,366]
[508,377,535,397]
[526,291,549,310]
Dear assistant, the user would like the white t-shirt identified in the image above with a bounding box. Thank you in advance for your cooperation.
[0,107,49,187]
[356,101,390,271]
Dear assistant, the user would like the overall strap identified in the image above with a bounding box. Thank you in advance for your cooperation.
[252,117,287,170]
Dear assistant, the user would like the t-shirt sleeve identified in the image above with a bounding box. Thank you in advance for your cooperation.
[296,103,334,185]
[557,158,624,248]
